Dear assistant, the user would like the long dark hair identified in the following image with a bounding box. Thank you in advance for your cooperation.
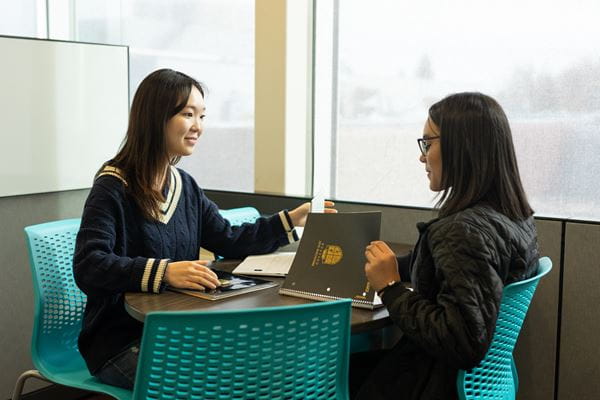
[109,68,205,220]
[429,92,533,220]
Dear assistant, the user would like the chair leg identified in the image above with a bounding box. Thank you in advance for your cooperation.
[12,370,50,400]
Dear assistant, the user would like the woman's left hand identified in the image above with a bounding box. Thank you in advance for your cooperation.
[288,200,337,227]
[365,240,401,292]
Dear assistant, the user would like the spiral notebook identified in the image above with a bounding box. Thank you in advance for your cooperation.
[279,211,383,309]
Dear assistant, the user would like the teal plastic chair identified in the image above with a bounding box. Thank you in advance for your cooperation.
[12,219,131,400]
[208,206,261,260]
[219,206,260,226]
[456,257,553,400]
[132,300,352,400]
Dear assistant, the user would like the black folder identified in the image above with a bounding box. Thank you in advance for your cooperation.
[279,211,383,309]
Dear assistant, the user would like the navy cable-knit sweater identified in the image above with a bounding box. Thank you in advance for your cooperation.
[73,165,297,374]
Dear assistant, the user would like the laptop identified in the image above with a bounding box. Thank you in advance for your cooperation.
[232,252,296,277]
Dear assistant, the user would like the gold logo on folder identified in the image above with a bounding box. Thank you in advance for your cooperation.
[322,245,343,265]
[311,241,343,266]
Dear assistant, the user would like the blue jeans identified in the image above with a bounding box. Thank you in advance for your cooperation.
[95,341,140,390]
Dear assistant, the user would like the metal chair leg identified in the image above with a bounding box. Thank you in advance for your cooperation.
[12,370,50,400]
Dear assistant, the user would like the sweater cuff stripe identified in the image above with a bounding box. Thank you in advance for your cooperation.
[153,259,169,293]
[279,210,293,232]
[287,229,299,244]
[141,258,155,292]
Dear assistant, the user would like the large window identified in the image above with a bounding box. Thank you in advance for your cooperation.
[71,0,255,192]
[0,0,43,37]
[1,1,254,193]
[315,0,600,220]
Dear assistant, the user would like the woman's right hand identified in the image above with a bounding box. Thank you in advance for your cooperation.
[163,260,221,290]
[364,241,400,292]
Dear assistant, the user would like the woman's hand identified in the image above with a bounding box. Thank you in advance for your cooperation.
[163,260,221,291]
[288,200,337,227]
[364,241,401,292]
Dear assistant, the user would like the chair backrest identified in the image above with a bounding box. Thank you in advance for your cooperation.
[133,299,352,400]
[206,207,261,260]
[24,219,86,371]
[219,206,260,226]
[457,257,553,400]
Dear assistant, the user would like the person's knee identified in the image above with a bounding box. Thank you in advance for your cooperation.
[95,345,139,390]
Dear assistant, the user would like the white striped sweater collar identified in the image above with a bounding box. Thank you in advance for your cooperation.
[96,165,182,224]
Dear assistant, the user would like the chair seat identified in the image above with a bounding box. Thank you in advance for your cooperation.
[36,366,132,399]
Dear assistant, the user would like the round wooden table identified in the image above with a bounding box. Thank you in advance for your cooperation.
[125,243,412,335]
[126,260,392,334]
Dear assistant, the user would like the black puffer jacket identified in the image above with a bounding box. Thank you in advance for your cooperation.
[356,204,538,400]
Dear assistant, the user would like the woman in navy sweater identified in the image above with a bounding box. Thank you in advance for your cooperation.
[73,68,332,389]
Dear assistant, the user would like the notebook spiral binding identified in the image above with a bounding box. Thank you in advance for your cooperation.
[279,288,378,310]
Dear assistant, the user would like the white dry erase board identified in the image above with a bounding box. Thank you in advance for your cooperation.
[0,36,128,197]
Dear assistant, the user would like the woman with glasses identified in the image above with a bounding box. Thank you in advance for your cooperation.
[352,92,539,399]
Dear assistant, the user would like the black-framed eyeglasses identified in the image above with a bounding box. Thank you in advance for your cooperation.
[417,136,440,156]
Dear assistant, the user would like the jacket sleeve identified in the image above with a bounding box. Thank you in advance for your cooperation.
[381,220,503,369]
[73,179,168,297]
[397,251,413,282]
[198,192,297,259]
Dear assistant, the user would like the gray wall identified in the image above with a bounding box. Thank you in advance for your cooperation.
[1,188,598,399]
[558,222,600,400]
[514,219,562,400]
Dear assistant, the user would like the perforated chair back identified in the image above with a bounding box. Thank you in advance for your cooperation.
[219,206,260,226]
[456,257,553,400]
[18,219,131,400]
[202,207,261,260]
[133,299,352,400]
[25,219,86,371]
